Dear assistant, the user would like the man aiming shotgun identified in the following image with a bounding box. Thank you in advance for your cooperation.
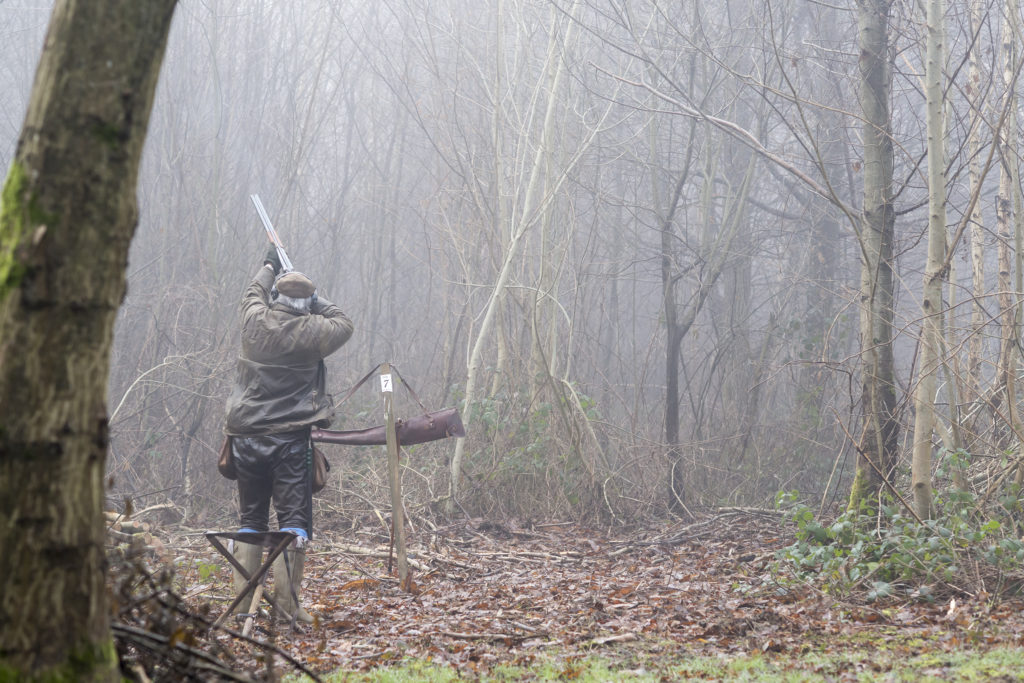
[222,195,353,624]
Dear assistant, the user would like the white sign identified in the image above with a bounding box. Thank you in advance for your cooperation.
[380,373,393,393]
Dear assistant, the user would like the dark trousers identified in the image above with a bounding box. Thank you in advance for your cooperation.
[233,429,311,536]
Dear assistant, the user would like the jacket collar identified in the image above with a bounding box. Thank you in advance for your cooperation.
[269,301,309,316]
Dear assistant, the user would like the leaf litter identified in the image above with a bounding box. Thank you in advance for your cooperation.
[152,510,1024,679]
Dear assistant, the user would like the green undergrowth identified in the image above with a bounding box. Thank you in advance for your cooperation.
[773,481,1024,600]
[288,643,1024,682]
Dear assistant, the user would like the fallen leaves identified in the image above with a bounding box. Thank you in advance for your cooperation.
[339,578,379,591]
[165,512,1024,677]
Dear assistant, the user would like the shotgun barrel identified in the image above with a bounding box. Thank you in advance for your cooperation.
[250,194,293,273]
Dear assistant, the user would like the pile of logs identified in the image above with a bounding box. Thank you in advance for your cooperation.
[105,510,169,562]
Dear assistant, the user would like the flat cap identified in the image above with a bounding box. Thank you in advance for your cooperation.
[275,271,316,298]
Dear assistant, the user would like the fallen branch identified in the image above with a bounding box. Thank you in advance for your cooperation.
[316,543,431,572]
[716,506,787,518]
[133,502,182,520]
[112,623,253,682]
[582,632,638,648]
[435,630,541,643]
[127,582,325,682]
[613,516,721,547]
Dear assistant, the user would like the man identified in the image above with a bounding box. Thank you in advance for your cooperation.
[224,246,353,624]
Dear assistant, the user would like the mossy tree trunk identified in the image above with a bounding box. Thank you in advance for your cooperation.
[0,1,176,680]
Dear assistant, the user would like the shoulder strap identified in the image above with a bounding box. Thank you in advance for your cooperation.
[332,363,431,414]
[332,363,381,407]
[390,365,428,413]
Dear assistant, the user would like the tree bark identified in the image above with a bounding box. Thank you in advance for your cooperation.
[995,0,1021,473]
[0,1,176,679]
[965,0,986,409]
[849,0,899,511]
[910,0,947,519]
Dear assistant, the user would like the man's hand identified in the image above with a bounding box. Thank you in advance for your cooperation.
[311,294,342,316]
[264,246,282,275]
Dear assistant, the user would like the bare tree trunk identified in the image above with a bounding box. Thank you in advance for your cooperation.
[661,165,691,514]
[911,0,947,519]
[1006,0,1024,489]
[448,0,583,506]
[966,0,987,408]
[849,0,899,511]
[662,115,756,513]
[0,1,175,678]
[996,0,1021,473]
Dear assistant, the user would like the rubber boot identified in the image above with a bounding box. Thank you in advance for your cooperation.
[231,541,263,615]
[272,545,314,624]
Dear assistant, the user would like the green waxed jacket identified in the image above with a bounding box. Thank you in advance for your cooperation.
[225,265,354,436]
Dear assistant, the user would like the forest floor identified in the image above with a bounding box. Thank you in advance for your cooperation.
[128,510,1024,681]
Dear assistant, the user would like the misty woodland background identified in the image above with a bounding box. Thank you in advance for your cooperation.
[1,0,1019,527]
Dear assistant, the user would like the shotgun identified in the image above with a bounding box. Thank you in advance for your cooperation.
[250,194,293,273]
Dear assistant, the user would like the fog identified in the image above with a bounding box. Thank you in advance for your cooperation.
[1,0,1015,525]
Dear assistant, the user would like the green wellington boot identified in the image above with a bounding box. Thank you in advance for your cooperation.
[272,545,314,624]
[231,541,263,614]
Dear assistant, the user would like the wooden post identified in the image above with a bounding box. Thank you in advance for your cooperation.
[381,363,410,589]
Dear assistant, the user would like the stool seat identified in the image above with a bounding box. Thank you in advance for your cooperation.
[208,530,297,548]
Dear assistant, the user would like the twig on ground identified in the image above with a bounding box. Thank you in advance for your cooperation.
[113,623,254,682]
